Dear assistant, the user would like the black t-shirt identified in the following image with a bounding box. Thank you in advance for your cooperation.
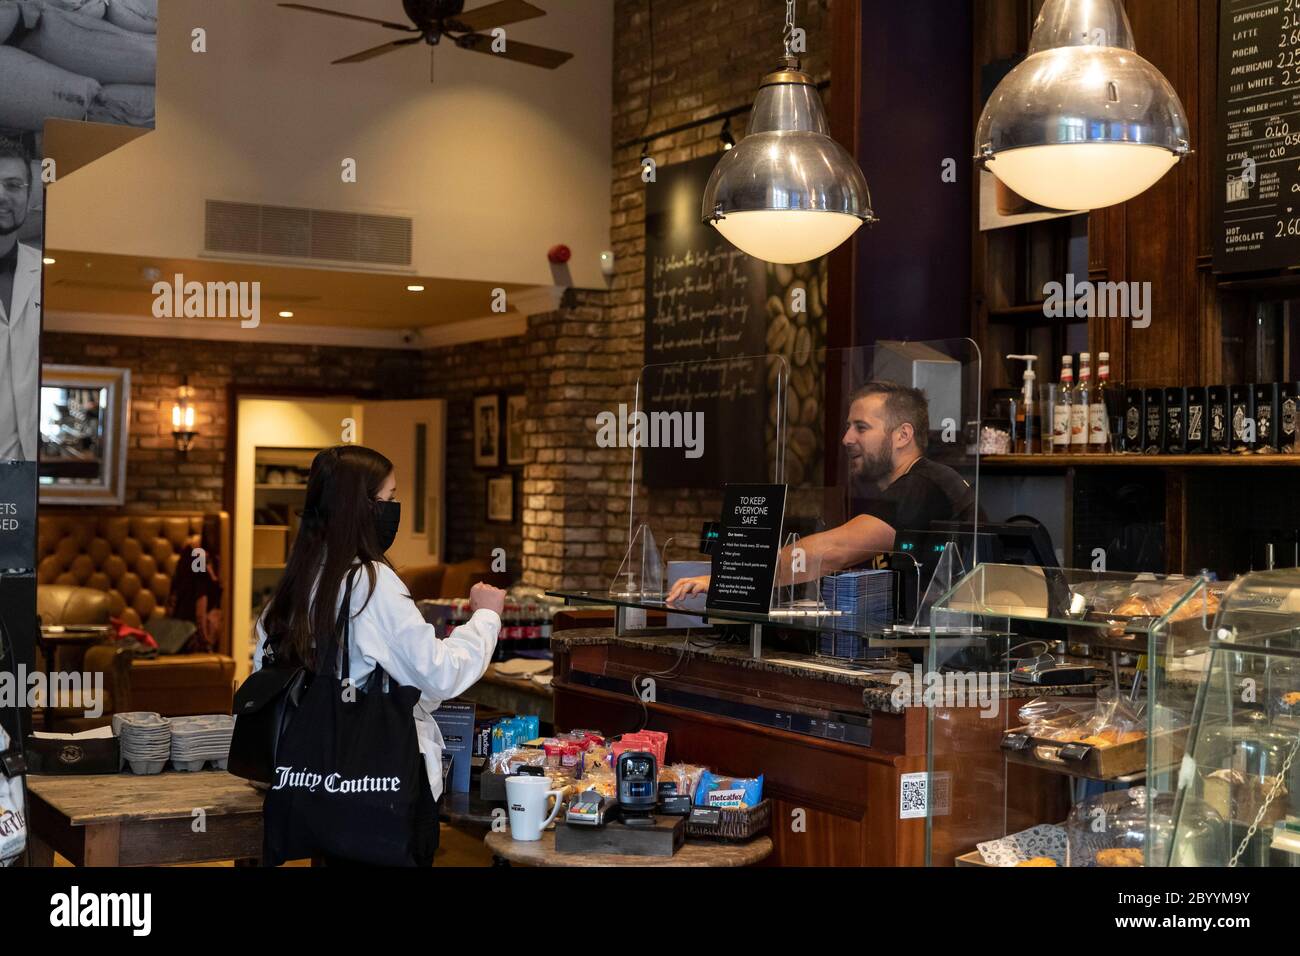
[853,457,976,534]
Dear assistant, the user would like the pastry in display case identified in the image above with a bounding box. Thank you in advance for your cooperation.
[1170,568,1300,867]
[1066,786,1225,867]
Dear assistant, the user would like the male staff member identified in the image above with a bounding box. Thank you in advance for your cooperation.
[0,137,40,462]
[667,382,975,602]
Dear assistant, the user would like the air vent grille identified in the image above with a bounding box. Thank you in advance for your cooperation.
[205,200,412,266]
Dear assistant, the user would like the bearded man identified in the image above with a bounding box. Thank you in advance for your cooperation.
[667,382,976,601]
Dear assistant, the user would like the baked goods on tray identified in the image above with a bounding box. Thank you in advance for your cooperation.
[1096,847,1144,867]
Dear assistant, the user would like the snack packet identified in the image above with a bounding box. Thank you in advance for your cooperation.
[695,770,764,809]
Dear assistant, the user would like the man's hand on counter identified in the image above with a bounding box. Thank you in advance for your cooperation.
[469,582,506,617]
[666,574,710,605]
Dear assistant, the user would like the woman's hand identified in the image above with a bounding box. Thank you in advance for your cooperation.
[469,582,506,616]
[666,574,710,605]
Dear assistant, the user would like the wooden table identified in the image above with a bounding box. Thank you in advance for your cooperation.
[484,829,773,867]
[25,771,265,866]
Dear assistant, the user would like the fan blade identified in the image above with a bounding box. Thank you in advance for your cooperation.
[332,35,423,64]
[444,0,545,33]
[278,3,418,32]
[455,33,572,69]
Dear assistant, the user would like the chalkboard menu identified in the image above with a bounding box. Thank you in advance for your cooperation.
[643,156,769,488]
[1214,0,1300,273]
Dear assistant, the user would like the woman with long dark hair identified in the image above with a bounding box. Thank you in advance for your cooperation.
[251,445,503,861]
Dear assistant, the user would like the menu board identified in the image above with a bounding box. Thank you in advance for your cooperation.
[1215,0,1300,272]
[706,484,788,614]
[643,156,768,488]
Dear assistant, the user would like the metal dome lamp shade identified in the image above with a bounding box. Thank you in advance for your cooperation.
[975,0,1190,211]
[701,1,875,264]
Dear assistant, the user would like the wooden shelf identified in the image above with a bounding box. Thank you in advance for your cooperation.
[983,453,1300,468]
[254,483,307,490]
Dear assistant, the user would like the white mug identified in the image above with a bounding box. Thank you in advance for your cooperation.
[505,774,563,841]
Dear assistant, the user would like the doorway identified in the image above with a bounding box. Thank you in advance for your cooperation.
[232,395,445,681]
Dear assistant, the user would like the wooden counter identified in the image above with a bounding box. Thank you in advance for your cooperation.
[551,629,1071,867]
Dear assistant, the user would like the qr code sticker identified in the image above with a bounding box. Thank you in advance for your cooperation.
[899,772,928,819]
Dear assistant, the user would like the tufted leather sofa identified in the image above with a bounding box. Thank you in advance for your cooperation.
[36,511,235,719]
[37,512,231,639]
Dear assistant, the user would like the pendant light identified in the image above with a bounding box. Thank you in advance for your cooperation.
[701,0,874,264]
[975,0,1190,211]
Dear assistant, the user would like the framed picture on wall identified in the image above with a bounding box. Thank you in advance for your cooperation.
[505,393,526,466]
[38,365,132,506]
[473,393,500,468]
[485,473,515,524]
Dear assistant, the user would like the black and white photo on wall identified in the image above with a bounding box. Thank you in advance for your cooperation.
[0,127,40,463]
[0,0,158,467]
[473,393,500,468]
[0,0,158,131]
[485,473,515,524]
[505,393,526,466]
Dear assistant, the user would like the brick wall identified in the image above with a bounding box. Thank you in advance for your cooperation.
[417,333,528,566]
[41,332,425,511]
[42,329,530,569]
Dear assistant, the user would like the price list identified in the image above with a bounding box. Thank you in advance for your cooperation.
[1215,0,1300,272]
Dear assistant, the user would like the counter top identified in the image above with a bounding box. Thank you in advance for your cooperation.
[551,628,1099,714]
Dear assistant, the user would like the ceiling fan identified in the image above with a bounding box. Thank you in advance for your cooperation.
[279,0,573,73]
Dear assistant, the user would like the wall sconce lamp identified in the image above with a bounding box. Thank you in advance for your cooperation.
[172,377,198,455]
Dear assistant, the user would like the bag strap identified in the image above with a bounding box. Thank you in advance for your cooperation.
[315,566,359,680]
[0,604,28,779]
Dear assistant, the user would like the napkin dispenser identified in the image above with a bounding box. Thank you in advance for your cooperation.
[25,732,120,775]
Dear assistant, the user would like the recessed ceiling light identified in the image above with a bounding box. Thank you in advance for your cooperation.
[278,311,294,318]
[407,284,425,292]
[43,257,56,265]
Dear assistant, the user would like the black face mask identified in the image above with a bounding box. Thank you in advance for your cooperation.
[373,500,400,553]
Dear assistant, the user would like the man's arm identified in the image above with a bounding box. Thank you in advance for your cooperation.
[775,514,898,586]
[666,513,898,603]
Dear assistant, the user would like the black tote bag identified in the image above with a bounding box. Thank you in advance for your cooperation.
[262,570,438,867]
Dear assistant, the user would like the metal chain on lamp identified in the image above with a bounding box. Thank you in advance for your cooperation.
[700,0,874,264]
[782,0,796,61]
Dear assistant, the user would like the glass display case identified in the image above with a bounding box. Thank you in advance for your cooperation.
[1169,568,1300,867]
[925,564,1219,866]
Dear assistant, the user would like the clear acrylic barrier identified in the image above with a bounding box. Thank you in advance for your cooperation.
[593,340,983,632]
[925,564,1217,866]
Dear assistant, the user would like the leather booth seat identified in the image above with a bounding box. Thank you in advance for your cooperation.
[37,513,215,630]
[37,512,235,723]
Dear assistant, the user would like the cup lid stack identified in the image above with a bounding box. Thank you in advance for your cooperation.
[168,715,235,771]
